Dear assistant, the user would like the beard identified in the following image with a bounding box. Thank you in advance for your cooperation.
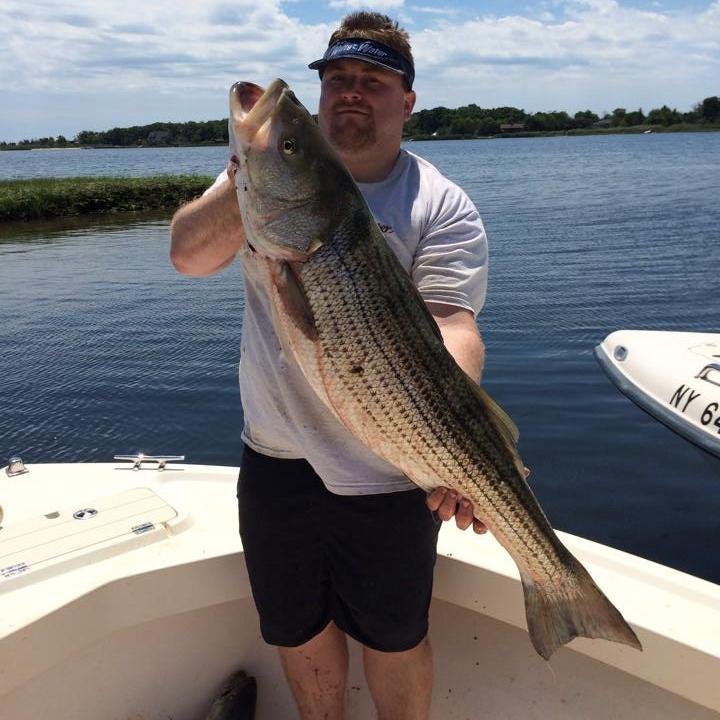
[325,111,377,154]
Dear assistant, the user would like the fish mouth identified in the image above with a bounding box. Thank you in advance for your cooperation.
[229,80,322,263]
[229,78,287,147]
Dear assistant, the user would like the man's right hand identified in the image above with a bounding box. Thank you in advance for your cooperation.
[227,155,240,183]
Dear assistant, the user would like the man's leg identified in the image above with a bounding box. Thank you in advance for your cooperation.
[238,447,343,716]
[328,488,440,720]
[278,621,349,720]
[363,637,433,720]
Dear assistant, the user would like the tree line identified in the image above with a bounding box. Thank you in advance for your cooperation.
[0,119,229,150]
[403,96,720,137]
[2,97,719,149]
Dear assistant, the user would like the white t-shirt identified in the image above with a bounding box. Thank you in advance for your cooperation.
[207,149,488,495]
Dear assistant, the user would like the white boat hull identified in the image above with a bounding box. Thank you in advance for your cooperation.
[1,462,719,719]
[595,329,720,458]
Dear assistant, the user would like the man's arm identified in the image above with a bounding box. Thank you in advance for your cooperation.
[424,302,489,534]
[170,172,246,277]
[428,302,485,381]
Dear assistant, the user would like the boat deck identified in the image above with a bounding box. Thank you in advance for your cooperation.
[1,462,719,719]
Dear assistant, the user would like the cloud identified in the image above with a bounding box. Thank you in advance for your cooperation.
[0,0,718,141]
[112,23,161,36]
[410,1,719,112]
[410,5,459,16]
[0,0,330,92]
[208,1,267,26]
[57,13,97,28]
[328,0,404,9]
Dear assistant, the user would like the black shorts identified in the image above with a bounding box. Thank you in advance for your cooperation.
[237,444,441,653]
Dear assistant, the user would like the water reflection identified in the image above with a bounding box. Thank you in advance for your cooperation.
[0,209,173,245]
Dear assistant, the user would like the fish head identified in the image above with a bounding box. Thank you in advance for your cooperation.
[229,79,351,262]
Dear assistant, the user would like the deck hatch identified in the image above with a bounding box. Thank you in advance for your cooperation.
[0,488,177,586]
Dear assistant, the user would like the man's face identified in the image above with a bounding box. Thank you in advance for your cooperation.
[318,59,415,156]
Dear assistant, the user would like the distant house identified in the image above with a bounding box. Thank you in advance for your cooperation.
[499,123,526,132]
[592,118,613,129]
[147,130,171,145]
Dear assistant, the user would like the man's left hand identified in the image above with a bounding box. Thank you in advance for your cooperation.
[426,488,487,534]
[427,468,530,535]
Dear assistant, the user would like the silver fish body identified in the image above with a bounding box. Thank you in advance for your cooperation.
[228,79,642,661]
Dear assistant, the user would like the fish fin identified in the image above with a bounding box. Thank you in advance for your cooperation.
[520,558,642,661]
[465,377,524,476]
[473,381,520,446]
[271,261,318,341]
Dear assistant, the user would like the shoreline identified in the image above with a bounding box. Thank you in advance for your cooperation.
[2,124,719,151]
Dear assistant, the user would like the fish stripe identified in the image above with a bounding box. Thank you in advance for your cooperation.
[298,214,563,579]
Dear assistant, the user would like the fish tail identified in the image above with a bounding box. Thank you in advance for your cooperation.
[520,556,642,661]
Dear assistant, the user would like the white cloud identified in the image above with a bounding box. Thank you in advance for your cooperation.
[328,0,404,8]
[0,0,718,141]
[0,0,336,140]
[0,0,330,94]
[410,1,719,112]
[410,5,459,16]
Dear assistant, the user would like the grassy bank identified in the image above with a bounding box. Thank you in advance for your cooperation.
[0,175,214,222]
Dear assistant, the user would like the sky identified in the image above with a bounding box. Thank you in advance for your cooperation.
[0,0,718,142]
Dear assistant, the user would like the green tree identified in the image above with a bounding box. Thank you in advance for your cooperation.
[527,111,572,131]
[647,105,683,126]
[449,117,477,136]
[699,96,720,123]
[624,109,645,126]
[477,117,500,135]
[574,110,599,128]
[611,108,627,127]
[492,106,526,124]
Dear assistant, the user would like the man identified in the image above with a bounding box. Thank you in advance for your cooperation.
[171,12,488,720]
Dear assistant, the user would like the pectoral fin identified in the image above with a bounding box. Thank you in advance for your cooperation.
[271,261,318,342]
[266,259,341,421]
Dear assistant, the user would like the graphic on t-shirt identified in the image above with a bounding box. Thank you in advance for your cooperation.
[378,223,394,234]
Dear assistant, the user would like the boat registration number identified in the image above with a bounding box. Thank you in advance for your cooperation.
[670,384,720,433]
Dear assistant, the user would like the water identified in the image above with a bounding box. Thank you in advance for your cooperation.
[1,134,719,583]
[0,146,229,179]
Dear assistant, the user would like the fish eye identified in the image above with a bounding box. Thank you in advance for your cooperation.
[282,138,297,155]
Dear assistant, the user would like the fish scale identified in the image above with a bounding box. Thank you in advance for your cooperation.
[229,77,642,660]
[300,208,563,576]
[320,224,580,586]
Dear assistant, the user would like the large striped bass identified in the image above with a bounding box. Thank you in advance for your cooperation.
[228,79,642,661]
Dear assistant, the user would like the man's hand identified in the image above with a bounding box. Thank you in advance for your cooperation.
[227,155,240,182]
[426,488,487,534]
[426,303,484,381]
[428,468,530,535]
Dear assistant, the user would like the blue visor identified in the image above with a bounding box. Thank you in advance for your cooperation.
[309,37,414,89]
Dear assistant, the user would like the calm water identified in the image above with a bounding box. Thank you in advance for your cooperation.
[1,134,719,583]
[0,146,230,179]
